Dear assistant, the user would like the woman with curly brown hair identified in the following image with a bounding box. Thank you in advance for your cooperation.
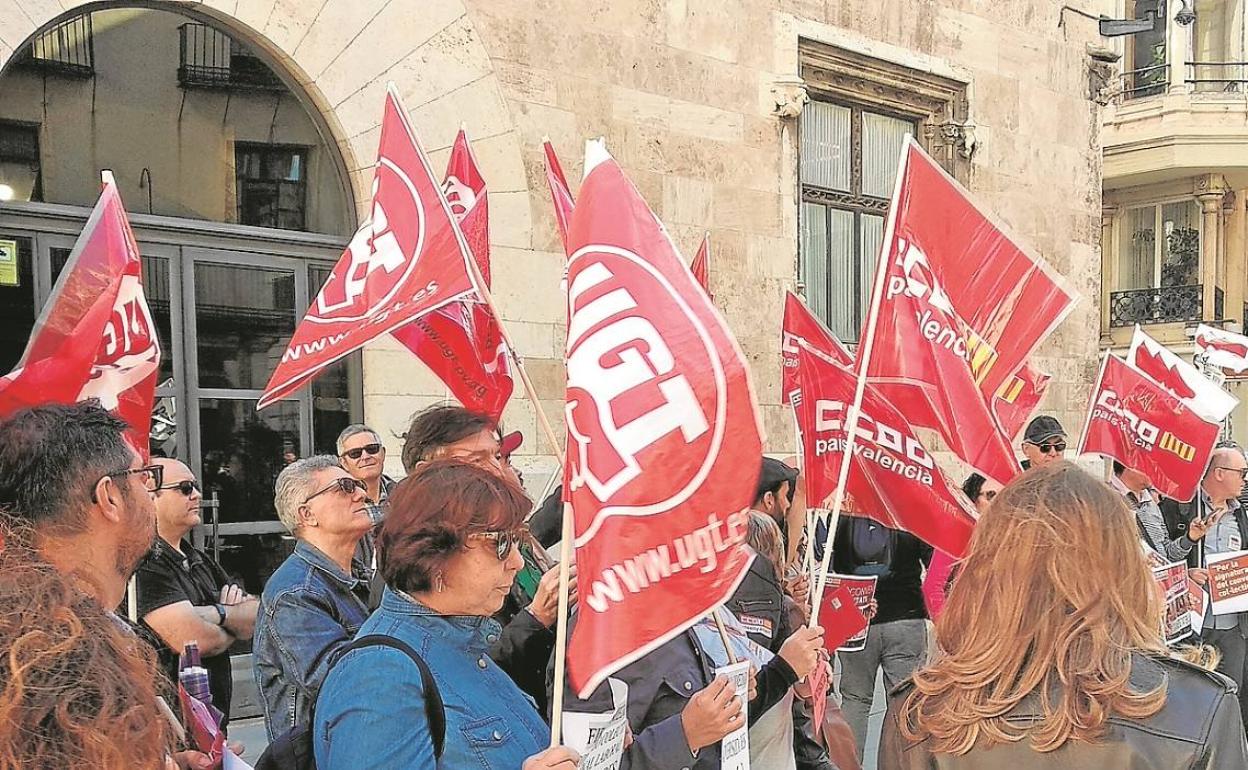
[880,461,1248,769]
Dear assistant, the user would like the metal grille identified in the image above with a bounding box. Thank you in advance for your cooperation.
[178,23,283,90]
[1121,63,1168,100]
[1108,284,1222,327]
[1187,61,1248,91]
[24,14,94,77]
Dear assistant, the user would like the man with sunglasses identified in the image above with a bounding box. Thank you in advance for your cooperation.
[254,456,375,740]
[135,458,258,727]
[1020,415,1067,470]
[337,424,396,600]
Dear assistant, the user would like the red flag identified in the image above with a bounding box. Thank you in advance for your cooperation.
[0,175,160,455]
[1078,354,1220,502]
[782,291,852,406]
[991,362,1050,441]
[565,143,763,698]
[797,342,977,557]
[390,128,514,419]
[1195,323,1248,372]
[1129,325,1237,422]
[259,87,481,409]
[862,139,1076,484]
[543,139,575,252]
[690,233,711,299]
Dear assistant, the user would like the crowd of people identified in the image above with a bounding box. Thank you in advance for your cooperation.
[2,401,1248,769]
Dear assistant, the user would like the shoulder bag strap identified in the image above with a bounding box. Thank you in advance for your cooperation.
[332,634,446,759]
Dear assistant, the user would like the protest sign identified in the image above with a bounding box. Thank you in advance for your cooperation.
[818,574,877,652]
[1208,550,1248,616]
[561,678,628,770]
[715,660,752,770]
[1129,326,1237,422]
[1152,561,1193,645]
[807,654,829,736]
[1189,574,1209,632]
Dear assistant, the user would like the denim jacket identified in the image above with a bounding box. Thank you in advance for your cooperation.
[314,587,548,769]
[253,541,370,741]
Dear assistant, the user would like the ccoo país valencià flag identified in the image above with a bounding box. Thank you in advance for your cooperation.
[0,173,160,456]
[564,141,763,698]
[795,341,976,557]
[259,86,481,409]
[1079,353,1220,502]
[992,361,1051,441]
[862,138,1076,485]
[782,290,852,406]
[391,128,514,419]
[1195,323,1248,374]
[1128,325,1236,423]
[544,138,576,252]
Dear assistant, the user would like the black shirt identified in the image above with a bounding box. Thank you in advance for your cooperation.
[823,516,933,625]
[135,537,237,723]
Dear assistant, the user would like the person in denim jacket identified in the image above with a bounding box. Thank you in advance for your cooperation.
[314,460,578,769]
[253,456,374,740]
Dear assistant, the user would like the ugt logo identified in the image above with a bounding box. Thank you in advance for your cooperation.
[312,157,426,323]
[565,246,726,538]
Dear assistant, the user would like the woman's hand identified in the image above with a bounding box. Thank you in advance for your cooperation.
[523,746,581,769]
[779,625,825,679]
[680,676,744,751]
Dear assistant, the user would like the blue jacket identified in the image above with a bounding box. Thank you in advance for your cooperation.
[253,541,370,740]
[314,586,548,769]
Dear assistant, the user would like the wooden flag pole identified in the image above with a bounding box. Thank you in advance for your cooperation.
[548,502,575,747]
[712,608,740,665]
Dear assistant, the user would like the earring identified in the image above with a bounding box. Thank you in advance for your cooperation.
[434,572,446,593]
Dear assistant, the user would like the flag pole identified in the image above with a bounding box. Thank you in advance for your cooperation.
[809,140,911,618]
[712,608,740,664]
[548,502,574,747]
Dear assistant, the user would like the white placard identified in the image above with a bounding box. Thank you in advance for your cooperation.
[561,678,628,770]
[715,660,751,770]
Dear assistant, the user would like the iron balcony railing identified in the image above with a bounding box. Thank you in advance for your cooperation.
[1108,284,1223,327]
[1120,62,1168,101]
[17,14,94,77]
[178,23,283,91]
[1187,61,1248,91]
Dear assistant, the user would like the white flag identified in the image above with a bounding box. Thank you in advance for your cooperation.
[1129,325,1237,422]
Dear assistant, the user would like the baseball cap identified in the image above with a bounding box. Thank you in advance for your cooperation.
[500,430,523,457]
[757,457,799,502]
[1023,415,1066,445]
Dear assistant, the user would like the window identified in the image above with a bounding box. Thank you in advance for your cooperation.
[17,14,94,77]
[0,122,42,203]
[1192,0,1245,91]
[1123,0,1167,99]
[235,144,308,231]
[799,100,914,341]
[178,23,283,90]
[1117,201,1201,290]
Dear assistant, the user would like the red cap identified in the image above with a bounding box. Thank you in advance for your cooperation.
[500,430,523,457]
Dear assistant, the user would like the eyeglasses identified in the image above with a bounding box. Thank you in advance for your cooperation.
[1216,466,1248,479]
[303,476,367,504]
[102,464,164,493]
[341,443,383,461]
[158,480,201,497]
[1030,442,1066,455]
[469,530,526,561]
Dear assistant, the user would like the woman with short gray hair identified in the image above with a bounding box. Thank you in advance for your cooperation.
[253,455,374,741]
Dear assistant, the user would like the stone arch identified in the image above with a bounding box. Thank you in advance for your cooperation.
[0,0,529,236]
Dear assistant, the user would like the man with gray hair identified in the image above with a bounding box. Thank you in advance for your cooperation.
[252,455,374,740]
[336,423,396,592]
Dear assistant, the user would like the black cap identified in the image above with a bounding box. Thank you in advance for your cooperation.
[1023,415,1066,444]
[756,457,798,502]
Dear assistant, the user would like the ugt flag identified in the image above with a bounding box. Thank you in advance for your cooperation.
[544,138,576,252]
[1195,323,1248,374]
[992,362,1051,441]
[1129,325,1236,423]
[781,290,852,406]
[690,233,711,299]
[862,138,1077,484]
[1079,353,1220,502]
[0,173,160,455]
[259,86,481,409]
[565,142,763,698]
[390,129,514,419]
[795,342,976,557]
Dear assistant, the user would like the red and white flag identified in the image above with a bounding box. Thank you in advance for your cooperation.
[259,87,481,409]
[1129,325,1236,423]
[690,233,711,299]
[1079,354,1220,502]
[0,174,160,455]
[862,138,1077,484]
[781,290,852,406]
[565,142,763,698]
[391,128,514,419]
[992,362,1051,441]
[1195,323,1248,374]
[796,342,976,557]
[544,139,576,252]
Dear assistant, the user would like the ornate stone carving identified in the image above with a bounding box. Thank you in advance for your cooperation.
[771,75,809,119]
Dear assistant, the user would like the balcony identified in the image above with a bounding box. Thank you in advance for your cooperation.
[12,14,93,78]
[178,23,283,91]
[1108,284,1222,327]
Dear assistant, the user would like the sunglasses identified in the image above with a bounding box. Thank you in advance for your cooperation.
[101,464,163,493]
[1216,466,1248,479]
[341,443,383,461]
[303,476,367,504]
[469,529,526,560]
[1030,442,1066,455]
[158,480,201,497]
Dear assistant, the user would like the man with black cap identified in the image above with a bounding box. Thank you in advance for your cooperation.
[1021,415,1067,470]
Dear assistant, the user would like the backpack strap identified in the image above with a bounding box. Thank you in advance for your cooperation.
[331,634,446,760]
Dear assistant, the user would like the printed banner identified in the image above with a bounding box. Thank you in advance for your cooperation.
[1078,354,1221,502]
[259,86,481,408]
[781,290,853,407]
[818,574,876,652]
[796,342,978,557]
[565,142,763,698]
[1129,325,1237,422]
[862,138,1076,484]
[1195,323,1248,374]
[1208,550,1248,616]
[1152,561,1193,645]
[0,174,160,455]
[716,660,752,770]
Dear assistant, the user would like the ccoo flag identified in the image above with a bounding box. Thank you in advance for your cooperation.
[1128,325,1236,423]
[781,290,853,406]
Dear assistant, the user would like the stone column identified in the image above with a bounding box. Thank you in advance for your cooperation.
[1225,191,1246,332]
[1101,205,1118,337]
[1197,175,1226,322]
[1168,10,1189,95]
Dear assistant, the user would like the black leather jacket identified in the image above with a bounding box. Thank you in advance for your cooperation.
[879,654,1248,769]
